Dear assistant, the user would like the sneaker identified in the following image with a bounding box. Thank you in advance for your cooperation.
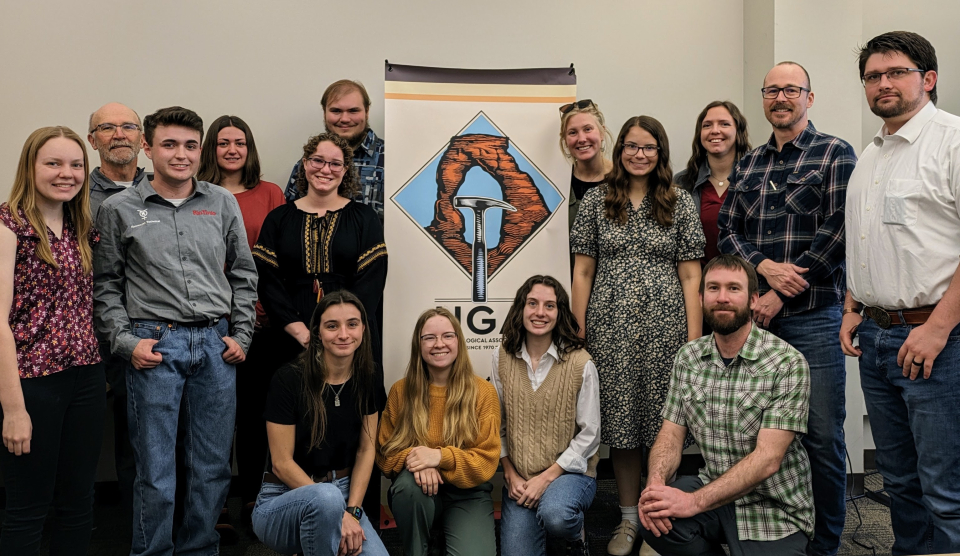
[606,519,638,556]
[566,536,590,556]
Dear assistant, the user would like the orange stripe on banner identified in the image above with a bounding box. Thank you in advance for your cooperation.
[384,93,576,103]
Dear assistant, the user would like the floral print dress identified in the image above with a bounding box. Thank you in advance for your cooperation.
[570,185,704,449]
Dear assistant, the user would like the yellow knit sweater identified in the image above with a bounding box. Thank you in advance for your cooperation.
[377,375,501,489]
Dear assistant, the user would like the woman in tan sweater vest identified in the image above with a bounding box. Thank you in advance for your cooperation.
[492,275,601,556]
[377,308,500,556]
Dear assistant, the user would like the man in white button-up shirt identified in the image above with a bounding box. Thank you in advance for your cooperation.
[842,31,960,555]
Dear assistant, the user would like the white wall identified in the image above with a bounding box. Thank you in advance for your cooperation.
[0,0,744,199]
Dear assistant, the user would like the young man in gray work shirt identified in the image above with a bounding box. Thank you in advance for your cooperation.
[93,106,257,556]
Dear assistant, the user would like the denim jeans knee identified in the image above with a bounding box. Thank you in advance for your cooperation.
[501,473,596,555]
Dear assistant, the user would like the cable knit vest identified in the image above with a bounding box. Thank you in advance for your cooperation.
[498,346,598,478]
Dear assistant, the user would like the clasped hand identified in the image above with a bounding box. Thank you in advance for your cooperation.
[638,485,699,537]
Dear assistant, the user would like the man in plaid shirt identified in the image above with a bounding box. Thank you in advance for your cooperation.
[638,255,813,555]
[717,62,856,556]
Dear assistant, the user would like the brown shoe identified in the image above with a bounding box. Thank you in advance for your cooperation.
[606,520,638,556]
[638,541,660,556]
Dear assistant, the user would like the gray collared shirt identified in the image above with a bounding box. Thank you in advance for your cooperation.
[93,177,258,360]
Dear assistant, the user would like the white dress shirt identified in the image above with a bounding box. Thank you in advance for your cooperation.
[490,343,601,474]
[846,101,960,309]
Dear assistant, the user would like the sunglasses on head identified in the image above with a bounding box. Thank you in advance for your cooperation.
[559,99,596,114]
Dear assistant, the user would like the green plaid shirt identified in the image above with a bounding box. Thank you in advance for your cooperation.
[663,324,814,541]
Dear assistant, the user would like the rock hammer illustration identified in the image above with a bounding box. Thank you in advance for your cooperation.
[454,196,517,302]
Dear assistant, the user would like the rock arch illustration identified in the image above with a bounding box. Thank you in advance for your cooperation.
[426,134,550,276]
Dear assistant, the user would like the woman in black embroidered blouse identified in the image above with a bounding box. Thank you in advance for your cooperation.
[253,132,387,367]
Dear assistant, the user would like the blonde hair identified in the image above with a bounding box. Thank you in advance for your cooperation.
[379,308,479,456]
[559,100,614,162]
[8,126,93,273]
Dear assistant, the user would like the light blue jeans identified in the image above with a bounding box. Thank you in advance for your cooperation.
[253,475,387,556]
[127,319,236,556]
[858,318,960,555]
[499,473,596,555]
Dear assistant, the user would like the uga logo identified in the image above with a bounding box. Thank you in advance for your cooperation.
[393,112,562,301]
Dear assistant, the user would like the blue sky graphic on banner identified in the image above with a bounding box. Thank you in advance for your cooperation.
[393,112,562,278]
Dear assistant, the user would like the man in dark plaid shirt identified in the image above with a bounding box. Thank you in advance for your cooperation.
[283,79,385,222]
[717,62,856,556]
[638,255,813,555]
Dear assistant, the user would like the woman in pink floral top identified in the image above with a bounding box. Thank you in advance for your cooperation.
[0,126,105,554]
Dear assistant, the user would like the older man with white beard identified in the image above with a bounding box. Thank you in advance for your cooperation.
[88,102,148,216]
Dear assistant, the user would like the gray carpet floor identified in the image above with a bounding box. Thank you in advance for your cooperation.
[67,472,894,555]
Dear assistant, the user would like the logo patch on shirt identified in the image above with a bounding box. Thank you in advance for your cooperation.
[131,208,160,228]
[193,210,217,216]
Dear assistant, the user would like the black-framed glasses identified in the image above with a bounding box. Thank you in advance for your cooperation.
[760,86,810,99]
[304,157,345,173]
[861,68,925,87]
[91,123,141,135]
[560,99,596,114]
[622,143,659,157]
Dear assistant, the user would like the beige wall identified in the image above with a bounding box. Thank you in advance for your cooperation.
[0,0,744,200]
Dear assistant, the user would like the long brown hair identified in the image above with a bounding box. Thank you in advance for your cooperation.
[197,115,263,188]
[683,101,751,185]
[295,133,359,199]
[8,126,93,273]
[501,275,584,359]
[379,308,478,456]
[605,116,676,227]
[299,290,376,449]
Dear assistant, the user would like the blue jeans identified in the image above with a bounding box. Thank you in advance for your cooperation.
[253,476,387,556]
[767,304,846,556]
[126,319,236,556]
[858,318,960,555]
[500,473,596,556]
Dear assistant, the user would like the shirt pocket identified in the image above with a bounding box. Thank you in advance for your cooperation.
[682,384,709,430]
[736,391,769,435]
[882,179,923,226]
[784,171,823,215]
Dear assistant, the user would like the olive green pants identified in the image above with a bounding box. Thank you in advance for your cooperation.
[388,469,496,556]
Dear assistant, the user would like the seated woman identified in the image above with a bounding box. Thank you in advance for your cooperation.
[251,290,387,556]
[492,275,600,556]
[377,308,500,556]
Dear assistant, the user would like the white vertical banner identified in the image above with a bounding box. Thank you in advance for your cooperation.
[383,63,576,386]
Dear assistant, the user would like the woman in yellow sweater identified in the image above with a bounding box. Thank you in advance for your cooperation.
[377,307,500,556]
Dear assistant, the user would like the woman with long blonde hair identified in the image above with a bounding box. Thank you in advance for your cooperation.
[377,308,500,556]
[0,126,105,554]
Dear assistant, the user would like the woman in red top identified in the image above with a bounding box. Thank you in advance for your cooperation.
[0,126,105,555]
[198,115,285,525]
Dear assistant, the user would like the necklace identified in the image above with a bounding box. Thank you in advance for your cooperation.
[710,174,727,187]
[329,381,348,407]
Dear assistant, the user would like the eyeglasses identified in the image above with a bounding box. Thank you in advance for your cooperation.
[305,157,345,172]
[861,68,925,87]
[760,86,810,99]
[622,143,659,157]
[91,123,141,135]
[559,99,596,114]
[420,332,458,344]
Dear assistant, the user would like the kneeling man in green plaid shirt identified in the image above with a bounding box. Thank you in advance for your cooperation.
[638,254,814,556]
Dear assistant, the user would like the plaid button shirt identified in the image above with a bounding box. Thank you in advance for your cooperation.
[283,129,385,222]
[717,122,857,317]
[663,324,814,541]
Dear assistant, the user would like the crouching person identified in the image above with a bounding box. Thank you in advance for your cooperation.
[638,255,814,556]
[492,275,600,556]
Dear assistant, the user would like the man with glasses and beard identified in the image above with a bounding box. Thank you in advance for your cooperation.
[637,254,813,556]
[283,79,385,222]
[86,102,148,534]
[842,31,960,554]
[718,61,856,556]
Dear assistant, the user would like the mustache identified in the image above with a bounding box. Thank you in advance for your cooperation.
[108,140,136,149]
[770,102,793,112]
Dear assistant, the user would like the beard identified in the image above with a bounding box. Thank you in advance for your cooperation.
[99,141,139,165]
[704,303,752,335]
[767,102,803,130]
[870,90,923,119]
[326,120,369,148]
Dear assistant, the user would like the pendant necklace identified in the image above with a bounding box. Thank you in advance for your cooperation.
[330,381,348,407]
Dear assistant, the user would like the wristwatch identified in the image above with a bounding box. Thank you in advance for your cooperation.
[346,506,364,522]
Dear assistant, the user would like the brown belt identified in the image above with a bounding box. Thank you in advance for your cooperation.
[263,466,352,485]
[863,305,935,329]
